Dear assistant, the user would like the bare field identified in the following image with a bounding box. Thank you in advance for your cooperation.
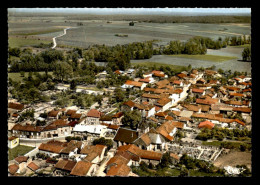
[214,151,251,170]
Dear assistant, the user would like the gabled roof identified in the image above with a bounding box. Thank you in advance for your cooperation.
[143,87,156,92]
[66,109,77,116]
[156,97,171,107]
[14,156,29,164]
[155,111,168,117]
[11,124,43,132]
[142,93,160,99]
[123,100,135,107]
[229,92,244,97]
[80,144,106,161]
[114,128,139,143]
[8,164,19,175]
[87,109,101,118]
[156,121,176,141]
[8,102,24,110]
[27,161,40,171]
[70,113,82,119]
[177,73,187,78]
[233,107,251,113]
[38,141,66,154]
[125,80,143,87]
[48,110,59,117]
[196,98,218,105]
[223,100,242,106]
[156,79,170,87]
[106,163,131,176]
[112,112,124,118]
[70,161,93,176]
[117,144,162,161]
[192,88,204,93]
[60,140,82,154]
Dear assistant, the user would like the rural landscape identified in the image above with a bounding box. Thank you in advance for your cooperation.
[8,8,252,177]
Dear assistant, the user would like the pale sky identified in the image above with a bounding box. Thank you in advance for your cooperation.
[9,8,251,15]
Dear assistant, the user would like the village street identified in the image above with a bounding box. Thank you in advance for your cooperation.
[93,155,112,176]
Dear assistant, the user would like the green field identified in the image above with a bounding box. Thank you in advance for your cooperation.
[8,145,35,161]
[131,61,187,73]
[9,37,52,48]
[17,28,65,36]
[170,54,238,62]
[8,71,54,82]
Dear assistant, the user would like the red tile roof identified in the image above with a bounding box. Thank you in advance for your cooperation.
[123,100,135,107]
[229,92,244,97]
[38,141,66,154]
[11,124,42,132]
[8,136,17,141]
[177,73,187,78]
[192,88,204,93]
[125,80,143,87]
[27,162,39,171]
[233,107,251,113]
[139,78,151,83]
[8,102,24,110]
[8,164,19,175]
[70,161,93,176]
[87,109,101,118]
[48,110,59,117]
[70,113,82,119]
[112,112,124,118]
[106,163,131,176]
[66,110,77,116]
[14,156,29,163]
[198,120,215,129]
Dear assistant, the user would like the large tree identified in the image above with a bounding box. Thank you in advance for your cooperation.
[53,61,73,81]
[121,110,142,129]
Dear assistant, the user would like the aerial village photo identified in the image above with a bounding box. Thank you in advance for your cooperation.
[7,8,252,177]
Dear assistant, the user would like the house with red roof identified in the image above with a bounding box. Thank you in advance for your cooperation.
[121,80,147,90]
[86,109,102,125]
[198,120,215,129]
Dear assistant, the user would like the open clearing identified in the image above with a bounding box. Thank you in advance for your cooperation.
[213,151,251,170]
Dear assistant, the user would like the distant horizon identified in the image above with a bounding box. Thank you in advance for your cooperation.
[8,8,251,16]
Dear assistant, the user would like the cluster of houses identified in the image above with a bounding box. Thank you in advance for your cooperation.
[8,67,252,176]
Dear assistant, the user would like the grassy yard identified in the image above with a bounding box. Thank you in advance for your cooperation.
[9,37,52,48]
[169,54,238,62]
[8,145,35,161]
[131,61,188,73]
[8,71,53,82]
